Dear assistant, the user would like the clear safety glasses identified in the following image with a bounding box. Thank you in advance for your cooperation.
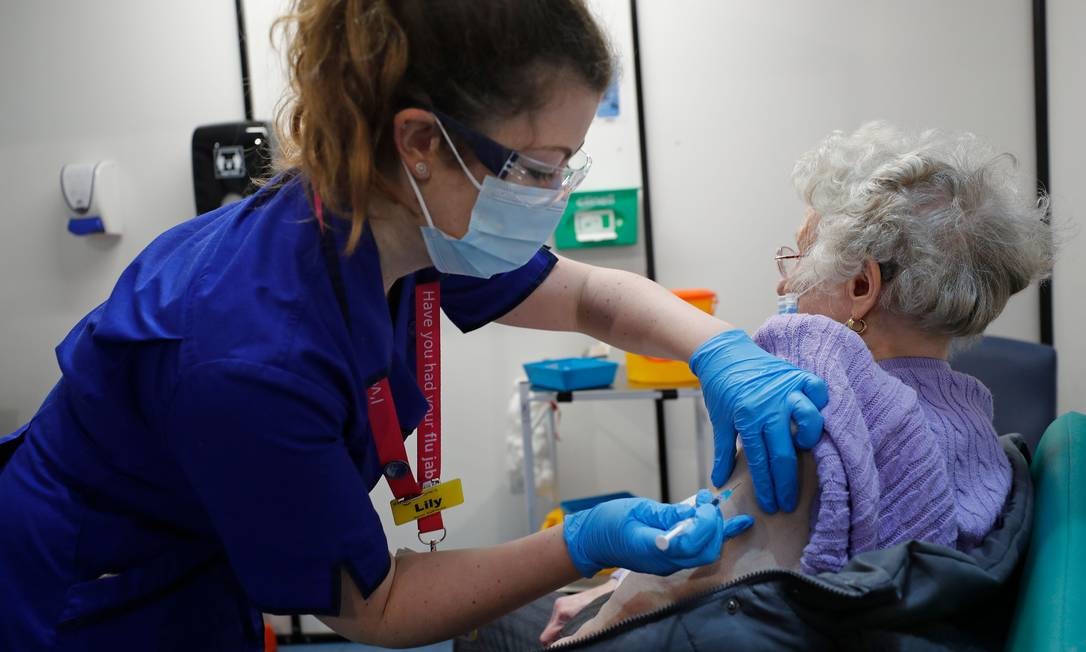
[431,109,591,204]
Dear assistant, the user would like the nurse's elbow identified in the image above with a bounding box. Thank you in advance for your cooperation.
[317,566,398,646]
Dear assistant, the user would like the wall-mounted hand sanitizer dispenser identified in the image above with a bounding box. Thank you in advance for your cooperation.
[60,161,122,236]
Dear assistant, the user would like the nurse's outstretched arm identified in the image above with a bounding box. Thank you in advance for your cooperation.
[320,495,751,647]
[499,256,829,513]
[321,526,578,646]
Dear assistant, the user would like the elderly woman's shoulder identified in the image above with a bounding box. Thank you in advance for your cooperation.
[754,314,872,369]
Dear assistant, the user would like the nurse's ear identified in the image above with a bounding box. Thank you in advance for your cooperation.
[393,108,442,181]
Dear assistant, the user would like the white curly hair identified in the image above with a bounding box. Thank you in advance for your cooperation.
[789,121,1054,337]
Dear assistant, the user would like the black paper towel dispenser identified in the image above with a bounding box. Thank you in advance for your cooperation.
[191,121,273,215]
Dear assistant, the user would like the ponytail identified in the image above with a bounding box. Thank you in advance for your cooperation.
[275,0,408,252]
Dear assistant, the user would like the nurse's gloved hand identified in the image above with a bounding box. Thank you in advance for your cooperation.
[691,329,829,514]
[562,493,755,578]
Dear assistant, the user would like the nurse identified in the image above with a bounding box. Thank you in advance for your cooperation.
[0,1,827,649]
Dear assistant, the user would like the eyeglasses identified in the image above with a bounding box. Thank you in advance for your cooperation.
[775,244,900,282]
[775,245,804,279]
[431,109,591,203]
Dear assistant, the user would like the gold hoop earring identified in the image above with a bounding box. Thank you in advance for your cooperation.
[845,317,867,335]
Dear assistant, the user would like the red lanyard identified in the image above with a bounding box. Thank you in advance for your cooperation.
[413,283,443,533]
[365,281,444,537]
[315,194,445,539]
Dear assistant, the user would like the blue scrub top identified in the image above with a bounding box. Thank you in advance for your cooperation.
[0,176,557,651]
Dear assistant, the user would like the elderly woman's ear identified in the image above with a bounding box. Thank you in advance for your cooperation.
[844,259,883,334]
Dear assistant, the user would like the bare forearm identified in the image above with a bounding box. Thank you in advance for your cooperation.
[499,257,734,358]
[576,265,734,360]
[323,526,581,647]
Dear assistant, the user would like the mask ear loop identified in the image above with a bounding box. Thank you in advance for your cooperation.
[432,117,484,192]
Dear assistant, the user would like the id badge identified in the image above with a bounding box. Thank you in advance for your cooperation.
[389,478,464,526]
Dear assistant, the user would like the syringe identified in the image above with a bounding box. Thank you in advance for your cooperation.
[655,486,738,552]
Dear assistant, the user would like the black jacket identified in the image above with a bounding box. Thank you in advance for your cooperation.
[554,435,1032,651]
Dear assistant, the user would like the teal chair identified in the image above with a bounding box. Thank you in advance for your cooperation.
[1008,412,1086,650]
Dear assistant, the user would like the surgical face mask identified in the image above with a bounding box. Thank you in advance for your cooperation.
[778,293,799,315]
[777,281,818,315]
[402,119,569,278]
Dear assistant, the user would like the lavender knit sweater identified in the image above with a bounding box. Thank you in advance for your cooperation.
[753,315,1011,574]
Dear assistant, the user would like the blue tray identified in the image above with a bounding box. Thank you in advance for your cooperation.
[523,357,618,391]
[560,491,636,514]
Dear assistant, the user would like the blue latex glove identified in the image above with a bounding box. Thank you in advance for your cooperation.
[562,491,755,578]
[690,329,829,514]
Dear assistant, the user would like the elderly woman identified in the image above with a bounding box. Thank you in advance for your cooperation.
[532,122,1053,648]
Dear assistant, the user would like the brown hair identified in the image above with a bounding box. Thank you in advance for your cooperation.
[274,0,614,252]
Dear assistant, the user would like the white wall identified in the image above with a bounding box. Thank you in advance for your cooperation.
[0,2,245,432]
[1048,0,1086,415]
[635,0,1045,497]
[638,0,1038,336]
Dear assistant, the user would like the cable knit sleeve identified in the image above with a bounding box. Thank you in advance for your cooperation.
[754,315,957,574]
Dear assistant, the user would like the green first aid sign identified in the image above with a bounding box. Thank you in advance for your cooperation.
[554,188,639,250]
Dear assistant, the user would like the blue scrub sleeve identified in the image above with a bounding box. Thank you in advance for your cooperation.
[163,359,390,615]
[440,247,558,332]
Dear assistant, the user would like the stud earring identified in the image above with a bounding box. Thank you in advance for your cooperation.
[845,317,868,335]
[414,162,429,177]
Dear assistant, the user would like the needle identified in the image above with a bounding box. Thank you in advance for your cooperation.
[655,484,740,552]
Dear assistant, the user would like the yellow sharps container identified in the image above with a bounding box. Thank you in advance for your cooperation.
[625,288,717,385]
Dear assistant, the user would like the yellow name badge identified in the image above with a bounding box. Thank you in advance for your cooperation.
[389,478,465,526]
